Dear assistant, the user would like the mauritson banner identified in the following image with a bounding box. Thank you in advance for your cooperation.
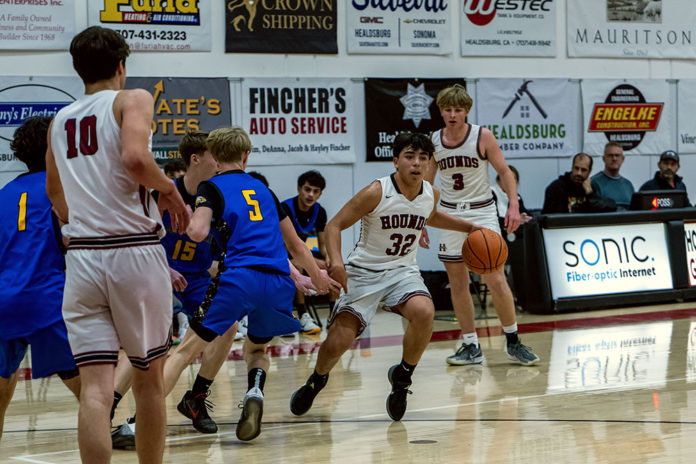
[365,78,466,162]
[125,77,231,166]
[226,0,337,54]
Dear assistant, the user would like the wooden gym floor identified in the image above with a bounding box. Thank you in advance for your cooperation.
[2,301,696,463]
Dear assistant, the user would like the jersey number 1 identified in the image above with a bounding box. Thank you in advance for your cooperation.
[17,192,27,231]
[65,116,99,159]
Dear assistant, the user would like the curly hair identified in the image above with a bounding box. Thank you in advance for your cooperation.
[11,116,51,172]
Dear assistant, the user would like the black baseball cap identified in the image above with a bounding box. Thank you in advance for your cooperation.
[660,150,679,162]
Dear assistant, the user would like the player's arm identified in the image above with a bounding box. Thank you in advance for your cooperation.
[482,127,520,234]
[280,217,337,294]
[425,187,481,233]
[325,181,382,291]
[419,155,439,248]
[116,88,189,233]
[187,206,212,242]
[45,120,69,223]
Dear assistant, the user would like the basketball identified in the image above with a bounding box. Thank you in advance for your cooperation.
[462,228,508,274]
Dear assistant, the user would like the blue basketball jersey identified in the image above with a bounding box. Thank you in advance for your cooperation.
[200,171,289,275]
[282,197,321,242]
[160,177,220,275]
[0,172,65,339]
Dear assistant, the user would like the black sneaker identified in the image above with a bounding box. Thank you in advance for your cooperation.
[386,364,412,421]
[177,390,218,434]
[290,380,322,416]
[236,387,264,441]
[111,417,136,450]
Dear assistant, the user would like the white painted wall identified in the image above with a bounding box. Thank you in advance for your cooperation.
[2,1,695,269]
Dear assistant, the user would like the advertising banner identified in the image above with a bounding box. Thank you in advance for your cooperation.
[226,0,337,54]
[461,0,556,56]
[476,78,578,158]
[125,78,231,166]
[0,0,76,50]
[581,79,671,155]
[685,222,696,287]
[242,78,354,165]
[346,0,452,55]
[567,0,696,59]
[88,0,211,52]
[365,78,466,162]
[543,223,673,299]
[0,76,83,172]
[547,322,673,393]
[677,80,696,154]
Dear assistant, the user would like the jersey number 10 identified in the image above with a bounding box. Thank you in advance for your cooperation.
[65,116,99,159]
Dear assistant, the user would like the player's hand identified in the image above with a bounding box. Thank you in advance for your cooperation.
[419,227,430,249]
[582,177,593,195]
[169,268,188,292]
[158,180,191,234]
[328,264,348,293]
[504,205,521,234]
[520,212,533,224]
[468,223,483,234]
[291,272,315,295]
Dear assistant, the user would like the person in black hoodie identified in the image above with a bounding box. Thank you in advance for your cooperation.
[542,152,617,214]
[639,150,691,206]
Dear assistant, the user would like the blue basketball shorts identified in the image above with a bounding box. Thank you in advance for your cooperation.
[174,272,211,318]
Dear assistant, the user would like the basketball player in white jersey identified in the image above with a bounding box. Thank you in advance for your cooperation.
[45,26,189,464]
[423,84,539,367]
[290,132,480,421]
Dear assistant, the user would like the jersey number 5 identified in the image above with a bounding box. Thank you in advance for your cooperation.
[242,190,263,221]
[65,116,99,159]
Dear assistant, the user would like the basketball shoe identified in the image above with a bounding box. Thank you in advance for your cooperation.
[386,364,412,421]
[111,416,136,450]
[504,341,540,366]
[236,387,263,441]
[446,343,485,365]
[177,390,218,433]
[290,375,326,416]
[300,313,321,334]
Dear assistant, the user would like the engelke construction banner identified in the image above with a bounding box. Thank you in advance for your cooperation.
[88,0,212,52]
[568,0,696,59]
[0,76,83,172]
[346,0,452,55]
[476,78,578,158]
[581,79,671,155]
[461,0,556,57]
[677,80,696,155]
[242,78,355,165]
[0,0,76,50]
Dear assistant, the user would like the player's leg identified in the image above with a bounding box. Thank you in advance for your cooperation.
[163,329,209,396]
[0,371,18,441]
[483,270,539,365]
[77,363,116,463]
[236,335,271,441]
[444,261,485,365]
[0,338,26,442]
[111,351,133,420]
[131,356,166,464]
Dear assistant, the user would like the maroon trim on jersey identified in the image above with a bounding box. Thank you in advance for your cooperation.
[440,124,472,150]
[476,127,486,160]
[74,350,119,367]
[68,232,161,250]
[439,198,495,210]
[438,254,464,262]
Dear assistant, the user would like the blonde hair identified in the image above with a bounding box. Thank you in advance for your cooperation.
[206,127,252,163]
[436,84,473,112]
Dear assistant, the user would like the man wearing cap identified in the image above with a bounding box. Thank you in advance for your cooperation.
[639,150,691,206]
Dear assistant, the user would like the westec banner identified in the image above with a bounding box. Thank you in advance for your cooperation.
[0,0,76,50]
[460,0,556,57]
[365,78,466,162]
[543,223,673,299]
[476,78,578,158]
[0,76,83,172]
[581,79,671,155]
[88,0,212,51]
[678,80,696,155]
[568,0,696,59]
[242,78,354,165]
[347,0,452,55]
[686,222,696,287]
[125,78,231,166]
[226,0,337,54]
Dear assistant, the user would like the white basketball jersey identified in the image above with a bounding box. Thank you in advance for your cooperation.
[432,125,492,203]
[347,175,434,271]
[51,90,163,239]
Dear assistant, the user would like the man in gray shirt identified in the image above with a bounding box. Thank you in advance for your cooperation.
[591,142,635,211]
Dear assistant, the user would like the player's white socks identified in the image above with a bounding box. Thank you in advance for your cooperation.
[462,332,478,346]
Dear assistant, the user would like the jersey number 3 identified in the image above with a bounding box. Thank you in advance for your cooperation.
[65,116,99,159]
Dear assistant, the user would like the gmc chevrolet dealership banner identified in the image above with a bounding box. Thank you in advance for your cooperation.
[242,78,354,165]
[0,76,83,172]
[88,0,211,51]
[226,0,337,54]
[365,78,466,162]
[543,224,673,299]
[346,0,452,54]
[125,78,231,165]
[678,80,696,154]
[686,222,696,287]
[581,79,671,155]
[567,0,696,59]
[0,0,76,50]
[476,78,578,158]
[461,0,556,56]
[547,322,672,393]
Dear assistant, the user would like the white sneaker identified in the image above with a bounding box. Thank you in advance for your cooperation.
[236,387,264,441]
[176,312,189,340]
[235,315,248,340]
[300,313,320,334]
